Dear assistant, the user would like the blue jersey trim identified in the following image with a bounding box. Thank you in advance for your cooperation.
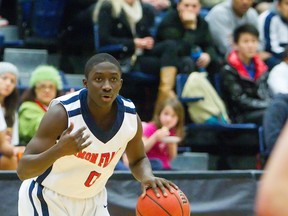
[60,94,79,105]
[36,166,53,184]
[79,90,125,143]
[28,180,39,216]
[68,108,81,118]
[37,183,49,216]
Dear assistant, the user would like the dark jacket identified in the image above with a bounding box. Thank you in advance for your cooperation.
[156,9,219,62]
[98,1,154,59]
[220,51,271,124]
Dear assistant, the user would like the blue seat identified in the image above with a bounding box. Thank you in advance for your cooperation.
[176,73,263,163]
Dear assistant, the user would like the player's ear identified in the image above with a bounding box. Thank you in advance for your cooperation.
[82,79,88,88]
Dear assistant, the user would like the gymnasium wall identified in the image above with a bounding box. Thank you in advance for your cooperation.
[0,170,262,216]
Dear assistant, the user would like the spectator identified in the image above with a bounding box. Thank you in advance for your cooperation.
[258,0,288,65]
[262,93,288,161]
[93,0,179,108]
[18,65,63,145]
[220,24,270,125]
[267,46,288,96]
[0,62,19,146]
[0,98,16,170]
[205,0,258,57]
[0,67,23,170]
[142,98,185,170]
[156,0,221,79]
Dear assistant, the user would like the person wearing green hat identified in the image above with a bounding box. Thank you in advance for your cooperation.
[18,65,64,145]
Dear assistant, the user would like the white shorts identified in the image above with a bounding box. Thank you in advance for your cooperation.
[18,179,110,216]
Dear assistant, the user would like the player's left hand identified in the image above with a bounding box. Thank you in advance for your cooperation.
[140,177,178,198]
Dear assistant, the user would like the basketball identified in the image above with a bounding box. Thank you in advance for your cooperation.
[136,188,190,216]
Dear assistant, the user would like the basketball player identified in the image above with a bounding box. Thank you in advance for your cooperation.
[255,120,288,216]
[17,53,177,216]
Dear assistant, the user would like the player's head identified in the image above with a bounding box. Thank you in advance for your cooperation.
[84,53,121,79]
[83,53,123,106]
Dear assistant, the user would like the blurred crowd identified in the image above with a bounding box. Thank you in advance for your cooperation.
[1,0,288,171]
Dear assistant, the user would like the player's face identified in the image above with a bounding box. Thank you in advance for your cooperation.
[159,105,179,129]
[84,62,123,107]
[0,72,17,98]
[35,80,57,106]
[234,33,259,61]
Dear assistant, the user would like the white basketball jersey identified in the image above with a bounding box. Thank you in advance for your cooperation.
[34,89,138,199]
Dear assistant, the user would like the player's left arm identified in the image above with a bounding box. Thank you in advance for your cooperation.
[125,115,178,197]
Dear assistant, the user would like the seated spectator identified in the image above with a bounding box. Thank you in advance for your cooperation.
[182,72,230,124]
[142,98,185,170]
[0,67,23,170]
[258,0,288,67]
[18,65,63,145]
[267,46,288,96]
[205,0,259,57]
[0,101,16,169]
[0,62,19,146]
[156,0,221,80]
[93,0,179,108]
[220,24,270,125]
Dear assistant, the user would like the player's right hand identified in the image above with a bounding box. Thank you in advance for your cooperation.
[56,123,92,156]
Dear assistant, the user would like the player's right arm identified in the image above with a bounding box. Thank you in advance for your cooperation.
[17,104,91,180]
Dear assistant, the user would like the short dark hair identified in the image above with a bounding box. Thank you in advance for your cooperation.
[233,24,259,43]
[84,53,121,78]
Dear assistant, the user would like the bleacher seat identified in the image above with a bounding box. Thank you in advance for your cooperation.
[171,152,209,170]
[176,73,264,169]
[3,48,48,91]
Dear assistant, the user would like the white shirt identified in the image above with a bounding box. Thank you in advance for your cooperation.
[268,61,288,95]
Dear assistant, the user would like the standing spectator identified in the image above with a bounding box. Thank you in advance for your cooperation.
[93,0,179,108]
[220,24,270,125]
[142,98,185,170]
[258,0,288,64]
[18,65,63,145]
[267,46,288,96]
[205,0,258,57]
[156,0,221,79]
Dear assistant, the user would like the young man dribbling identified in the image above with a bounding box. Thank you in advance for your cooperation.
[17,53,178,216]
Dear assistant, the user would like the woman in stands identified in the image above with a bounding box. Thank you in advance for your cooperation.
[18,65,63,145]
[0,62,23,169]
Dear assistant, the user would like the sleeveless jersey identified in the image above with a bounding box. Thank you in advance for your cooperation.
[34,89,138,199]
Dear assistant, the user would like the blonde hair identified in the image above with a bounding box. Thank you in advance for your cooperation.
[152,98,185,139]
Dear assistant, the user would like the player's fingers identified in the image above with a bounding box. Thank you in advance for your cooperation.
[151,182,162,198]
[63,122,74,135]
[79,140,92,150]
[72,126,87,138]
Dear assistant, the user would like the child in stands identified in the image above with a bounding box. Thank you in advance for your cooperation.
[142,98,185,170]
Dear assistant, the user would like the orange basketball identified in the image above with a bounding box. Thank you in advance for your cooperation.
[136,188,190,216]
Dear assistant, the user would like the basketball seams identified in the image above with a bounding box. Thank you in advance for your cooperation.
[136,207,143,216]
[172,192,184,216]
[146,194,171,216]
